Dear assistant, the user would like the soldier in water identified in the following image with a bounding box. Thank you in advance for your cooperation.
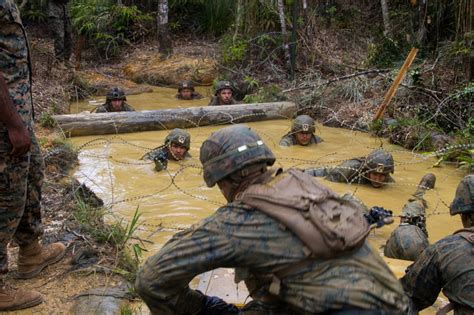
[175,80,202,100]
[279,115,323,146]
[208,81,239,106]
[95,87,135,113]
[141,128,191,172]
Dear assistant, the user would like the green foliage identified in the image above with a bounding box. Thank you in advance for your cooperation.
[366,36,404,67]
[71,0,152,58]
[22,9,47,23]
[243,84,287,103]
[39,111,56,128]
[220,35,248,65]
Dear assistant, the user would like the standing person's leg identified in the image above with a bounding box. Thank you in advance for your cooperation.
[15,134,65,279]
[49,17,66,61]
[63,12,73,62]
[0,136,42,310]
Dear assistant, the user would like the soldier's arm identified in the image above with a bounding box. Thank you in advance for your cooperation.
[0,70,31,156]
[135,213,238,314]
[279,135,293,147]
[304,167,328,177]
[400,244,442,312]
[325,159,361,183]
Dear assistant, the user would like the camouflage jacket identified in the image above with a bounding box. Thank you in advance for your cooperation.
[0,0,33,128]
[207,96,239,106]
[95,102,135,113]
[279,133,323,147]
[47,0,70,19]
[175,92,203,100]
[305,157,394,185]
[142,147,190,171]
[401,227,474,314]
[136,202,408,314]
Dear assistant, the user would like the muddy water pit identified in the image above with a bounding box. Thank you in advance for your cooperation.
[70,87,465,314]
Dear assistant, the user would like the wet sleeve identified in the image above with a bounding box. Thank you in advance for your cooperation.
[135,214,237,314]
[325,159,361,183]
[279,135,293,147]
[400,244,442,311]
[304,167,327,177]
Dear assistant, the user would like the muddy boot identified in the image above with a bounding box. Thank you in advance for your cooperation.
[0,283,43,311]
[413,173,436,199]
[17,240,66,279]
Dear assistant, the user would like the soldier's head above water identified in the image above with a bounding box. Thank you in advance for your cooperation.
[450,174,474,228]
[200,124,275,201]
[214,80,234,105]
[165,128,191,160]
[177,80,195,100]
[363,149,394,188]
[291,115,316,145]
[106,87,126,111]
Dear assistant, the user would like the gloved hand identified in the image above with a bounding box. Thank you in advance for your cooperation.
[365,206,394,228]
[153,152,168,171]
[197,292,240,315]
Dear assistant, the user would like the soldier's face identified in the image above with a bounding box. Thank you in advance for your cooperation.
[111,99,123,111]
[218,89,233,104]
[367,172,387,188]
[180,88,193,100]
[170,143,187,160]
[295,132,312,145]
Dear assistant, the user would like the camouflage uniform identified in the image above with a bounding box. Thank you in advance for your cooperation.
[95,102,135,113]
[0,0,44,274]
[207,95,238,106]
[279,115,323,147]
[175,80,203,100]
[141,129,191,172]
[305,149,395,186]
[48,0,72,62]
[136,125,408,315]
[401,175,474,314]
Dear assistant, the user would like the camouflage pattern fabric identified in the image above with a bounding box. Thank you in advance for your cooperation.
[450,175,474,215]
[95,102,135,113]
[175,92,203,100]
[207,96,239,106]
[401,227,474,314]
[142,147,169,172]
[305,157,394,186]
[48,0,72,61]
[279,133,323,147]
[0,0,44,274]
[136,202,408,314]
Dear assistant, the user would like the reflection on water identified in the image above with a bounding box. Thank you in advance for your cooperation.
[71,118,465,315]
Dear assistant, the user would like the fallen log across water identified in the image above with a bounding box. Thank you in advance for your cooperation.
[53,102,296,137]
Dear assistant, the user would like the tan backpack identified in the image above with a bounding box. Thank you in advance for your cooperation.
[235,168,370,258]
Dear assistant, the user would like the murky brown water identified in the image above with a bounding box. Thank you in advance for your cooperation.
[70,93,465,314]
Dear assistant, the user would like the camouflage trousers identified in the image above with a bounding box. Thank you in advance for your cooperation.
[49,17,72,61]
[0,130,44,274]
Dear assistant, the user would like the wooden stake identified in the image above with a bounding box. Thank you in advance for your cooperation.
[373,48,419,121]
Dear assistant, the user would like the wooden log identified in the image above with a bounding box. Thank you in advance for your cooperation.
[53,102,297,137]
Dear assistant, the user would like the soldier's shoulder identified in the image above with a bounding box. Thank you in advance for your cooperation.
[208,96,218,105]
[279,134,295,146]
[123,103,135,111]
[192,92,203,99]
[95,104,108,113]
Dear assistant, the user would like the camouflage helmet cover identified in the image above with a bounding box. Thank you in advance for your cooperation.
[106,87,126,102]
[365,149,394,174]
[291,115,316,134]
[165,128,191,150]
[178,80,195,92]
[200,125,276,187]
[450,175,474,215]
[384,225,429,261]
[214,81,234,96]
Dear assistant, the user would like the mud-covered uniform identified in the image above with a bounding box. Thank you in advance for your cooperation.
[95,102,135,113]
[48,0,72,61]
[401,228,474,314]
[136,201,408,314]
[175,92,203,100]
[0,0,44,273]
[142,147,190,172]
[279,133,323,147]
[207,95,239,106]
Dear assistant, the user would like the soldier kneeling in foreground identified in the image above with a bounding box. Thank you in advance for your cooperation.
[175,80,203,100]
[135,124,408,314]
[401,174,474,314]
[279,115,323,147]
[384,173,436,261]
[141,129,191,172]
[306,148,395,188]
[95,87,135,113]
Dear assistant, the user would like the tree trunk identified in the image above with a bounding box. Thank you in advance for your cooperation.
[233,0,243,41]
[157,0,172,57]
[277,0,291,73]
[380,0,392,37]
[53,102,297,137]
[289,0,299,80]
[469,0,474,81]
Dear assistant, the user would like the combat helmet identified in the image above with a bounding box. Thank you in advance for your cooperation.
[384,224,429,261]
[164,128,191,150]
[178,80,195,92]
[450,175,474,215]
[106,87,126,102]
[365,149,394,174]
[200,125,275,187]
[214,81,234,96]
[291,115,316,134]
